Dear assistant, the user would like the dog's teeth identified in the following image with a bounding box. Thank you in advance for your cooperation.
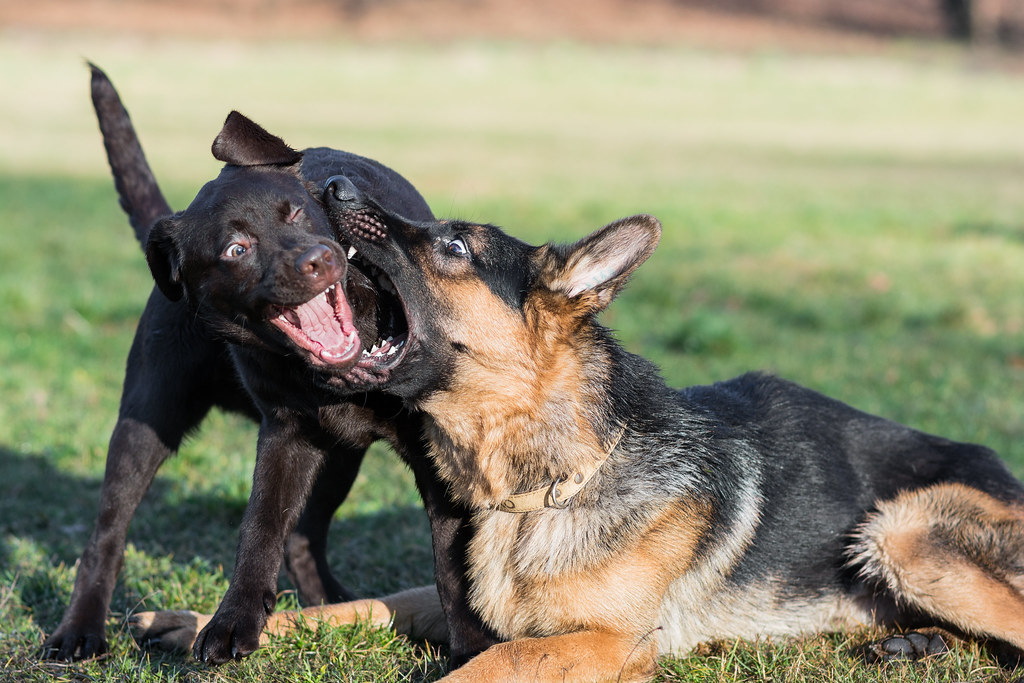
[347,246,357,259]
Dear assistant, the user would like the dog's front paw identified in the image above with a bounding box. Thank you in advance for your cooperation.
[129,610,210,652]
[191,596,271,665]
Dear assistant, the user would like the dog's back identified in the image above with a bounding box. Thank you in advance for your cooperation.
[299,147,429,221]
[654,371,1024,652]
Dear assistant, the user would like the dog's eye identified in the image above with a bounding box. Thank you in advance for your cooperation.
[223,241,250,259]
[445,238,470,258]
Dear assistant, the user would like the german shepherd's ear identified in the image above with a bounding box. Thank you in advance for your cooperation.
[145,217,185,302]
[538,214,661,312]
[211,111,302,167]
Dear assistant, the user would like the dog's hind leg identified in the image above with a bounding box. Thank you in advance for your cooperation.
[130,584,447,652]
[42,416,178,660]
[851,482,1024,652]
[269,584,448,643]
[41,301,233,660]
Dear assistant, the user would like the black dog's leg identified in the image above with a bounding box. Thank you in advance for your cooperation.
[42,419,175,660]
[285,445,366,605]
[42,301,227,660]
[407,454,499,666]
[193,414,325,664]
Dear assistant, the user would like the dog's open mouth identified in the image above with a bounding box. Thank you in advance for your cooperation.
[349,247,410,376]
[266,246,410,380]
[270,282,361,365]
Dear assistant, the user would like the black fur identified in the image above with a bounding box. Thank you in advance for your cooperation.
[41,66,495,666]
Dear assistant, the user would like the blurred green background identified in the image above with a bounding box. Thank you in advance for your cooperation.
[1,3,1023,680]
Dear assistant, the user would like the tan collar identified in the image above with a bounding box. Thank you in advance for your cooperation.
[489,429,624,514]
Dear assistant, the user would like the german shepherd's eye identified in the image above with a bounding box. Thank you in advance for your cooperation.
[223,239,252,260]
[445,238,470,258]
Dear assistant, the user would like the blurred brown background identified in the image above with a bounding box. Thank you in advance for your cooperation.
[3,0,1022,49]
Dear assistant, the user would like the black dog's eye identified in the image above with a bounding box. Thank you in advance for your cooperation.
[223,241,251,259]
[445,238,470,258]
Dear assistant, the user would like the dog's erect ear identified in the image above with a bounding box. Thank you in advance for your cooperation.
[146,217,186,302]
[211,111,302,167]
[538,214,661,313]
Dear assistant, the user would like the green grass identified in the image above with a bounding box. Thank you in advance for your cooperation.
[2,30,1024,682]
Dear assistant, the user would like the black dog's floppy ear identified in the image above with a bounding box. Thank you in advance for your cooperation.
[211,111,302,167]
[539,214,661,313]
[145,217,185,302]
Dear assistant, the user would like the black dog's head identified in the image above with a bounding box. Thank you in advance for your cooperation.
[146,113,388,373]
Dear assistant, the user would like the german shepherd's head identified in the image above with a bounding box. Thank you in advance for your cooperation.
[145,113,397,381]
[323,177,661,505]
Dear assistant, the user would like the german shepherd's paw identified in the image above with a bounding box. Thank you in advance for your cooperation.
[869,630,948,662]
[129,610,210,652]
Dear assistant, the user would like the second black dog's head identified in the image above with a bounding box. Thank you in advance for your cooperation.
[321,175,662,403]
[146,112,377,371]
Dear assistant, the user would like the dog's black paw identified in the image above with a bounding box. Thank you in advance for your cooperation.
[869,631,948,662]
[40,626,107,662]
[191,592,274,665]
[40,611,108,661]
[192,613,262,665]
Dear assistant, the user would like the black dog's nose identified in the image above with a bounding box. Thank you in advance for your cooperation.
[325,175,359,203]
[295,244,336,278]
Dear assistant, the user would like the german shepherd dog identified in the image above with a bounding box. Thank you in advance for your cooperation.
[133,182,1024,680]
[43,67,494,665]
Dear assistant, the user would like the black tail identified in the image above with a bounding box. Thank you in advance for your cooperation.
[89,62,173,247]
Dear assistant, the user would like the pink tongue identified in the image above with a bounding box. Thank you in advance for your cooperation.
[295,292,348,353]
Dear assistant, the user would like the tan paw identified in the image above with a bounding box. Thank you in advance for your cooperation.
[128,610,211,652]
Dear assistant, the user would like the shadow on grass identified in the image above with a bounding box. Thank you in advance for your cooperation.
[954,220,1024,243]
[0,445,434,635]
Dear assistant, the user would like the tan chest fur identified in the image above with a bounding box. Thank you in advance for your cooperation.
[466,499,710,642]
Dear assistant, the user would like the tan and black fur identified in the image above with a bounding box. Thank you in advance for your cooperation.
[134,182,1024,682]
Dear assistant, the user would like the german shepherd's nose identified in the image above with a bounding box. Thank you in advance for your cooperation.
[295,244,337,281]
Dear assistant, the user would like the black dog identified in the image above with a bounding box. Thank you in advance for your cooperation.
[42,66,494,666]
